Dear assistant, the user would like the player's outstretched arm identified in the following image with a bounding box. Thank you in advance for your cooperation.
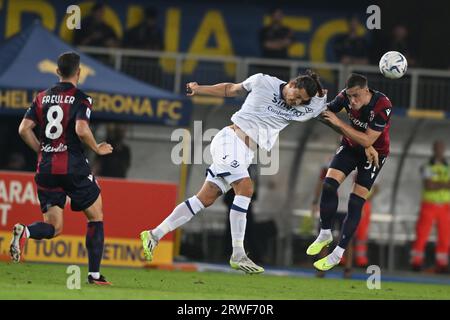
[316,114,343,135]
[75,120,113,155]
[18,118,40,153]
[186,82,247,97]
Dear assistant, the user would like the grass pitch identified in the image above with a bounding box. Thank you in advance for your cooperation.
[0,262,449,300]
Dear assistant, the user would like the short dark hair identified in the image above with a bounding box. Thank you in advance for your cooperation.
[346,73,368,89]
[293,70,324,98]
[57,52,80,78]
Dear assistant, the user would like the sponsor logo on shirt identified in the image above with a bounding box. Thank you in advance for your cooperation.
[267,105,314,120]
[41,143,68,153]
[348,113,368,129]
[271,93,288,109]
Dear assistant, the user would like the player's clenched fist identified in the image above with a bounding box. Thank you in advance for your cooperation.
[96,142,113,155]
[186,82,199,96]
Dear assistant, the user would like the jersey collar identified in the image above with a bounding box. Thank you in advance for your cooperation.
[56,81,75,89]
[367,89,377,107]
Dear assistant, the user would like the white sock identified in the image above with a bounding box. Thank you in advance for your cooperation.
[152,196,204,241]
[230,195,251,258]
[88,272,100,279]
[317,229,332,242]
[24,226,30,238]
[328,246,345,264]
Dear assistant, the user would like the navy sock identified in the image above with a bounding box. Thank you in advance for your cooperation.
[319,177,340,229]
[339,193,366,249]
[85,221,104,273]
[27,222,55,240]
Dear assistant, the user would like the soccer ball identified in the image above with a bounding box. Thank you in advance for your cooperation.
[379,51,408,79]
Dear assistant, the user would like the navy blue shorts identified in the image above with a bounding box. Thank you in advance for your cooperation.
[329,144,386,191]
[35,174,101,213]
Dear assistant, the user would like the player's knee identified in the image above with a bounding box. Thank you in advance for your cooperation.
[233,178,254,198]
[87,211,103,222]
[235,186,253,198]
[322,177,340,194]
[197,182,222,208]
[44,216,63,237]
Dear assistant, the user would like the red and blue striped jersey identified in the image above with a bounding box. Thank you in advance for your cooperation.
[327,89,392,156]
[24,82,93,175]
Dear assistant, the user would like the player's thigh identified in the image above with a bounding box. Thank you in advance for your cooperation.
[355,155,387,196]
[35,174,67,213]
[83,194,103,222]
[328,146,358,183]
[196,180,222,208]
[43,206,64,235]
[65,175,101,219]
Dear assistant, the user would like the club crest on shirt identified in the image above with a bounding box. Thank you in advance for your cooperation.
[230,160,240,168]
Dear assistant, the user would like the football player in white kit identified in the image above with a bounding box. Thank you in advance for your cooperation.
[140,71,328,274]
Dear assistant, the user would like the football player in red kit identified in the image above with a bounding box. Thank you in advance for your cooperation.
[308,73,392,271]
[10,52,113,285]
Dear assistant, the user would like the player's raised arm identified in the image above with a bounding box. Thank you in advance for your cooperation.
[75,120,113,155]
[186,81,247,97]
[316,90,346,133]
[18,118,40,153]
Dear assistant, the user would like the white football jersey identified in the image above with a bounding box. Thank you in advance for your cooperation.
[231,73,327,151]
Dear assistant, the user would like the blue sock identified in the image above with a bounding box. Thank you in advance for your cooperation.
[27,222,55,240]
[339,193,365,249]
[319,177,340,229]
[85,221,104,273]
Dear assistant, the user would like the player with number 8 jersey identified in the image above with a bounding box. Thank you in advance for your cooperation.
[10,52,113,285]
[26,81,93,175]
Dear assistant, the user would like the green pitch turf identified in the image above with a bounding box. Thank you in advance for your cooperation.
[0,262,449,300]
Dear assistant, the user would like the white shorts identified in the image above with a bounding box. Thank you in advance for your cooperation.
[206,127,254,194]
